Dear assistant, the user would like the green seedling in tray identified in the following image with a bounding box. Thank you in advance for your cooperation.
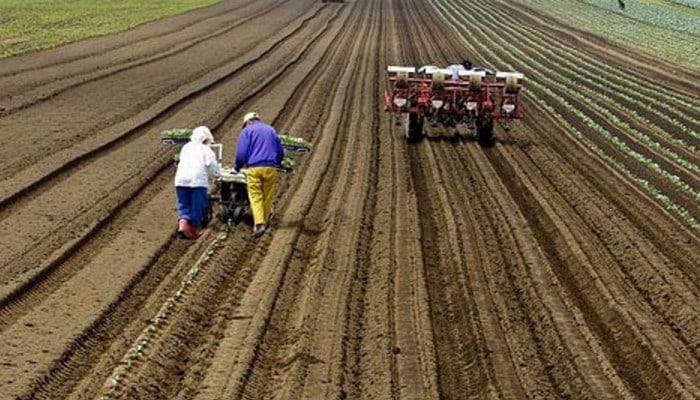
[279,134,312,152]
[161,129,311,152]
[281,156,296,172]
[161,128,193,144]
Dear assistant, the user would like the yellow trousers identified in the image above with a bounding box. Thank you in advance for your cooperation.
[246,166,277,226]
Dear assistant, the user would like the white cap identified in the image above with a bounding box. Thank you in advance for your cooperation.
[242,112,259,124]
[192,126,214,144]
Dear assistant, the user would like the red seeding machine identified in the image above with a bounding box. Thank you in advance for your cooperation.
[385,65,524,145]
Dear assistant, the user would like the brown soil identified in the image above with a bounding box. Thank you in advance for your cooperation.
[0,0,697,399]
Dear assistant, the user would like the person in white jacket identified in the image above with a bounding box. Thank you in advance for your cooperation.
[174,126,221,239]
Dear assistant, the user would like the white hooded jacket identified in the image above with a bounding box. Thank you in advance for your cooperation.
[174,126,221,188]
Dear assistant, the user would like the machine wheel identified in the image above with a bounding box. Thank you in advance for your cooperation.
[476,115,494,147]
[219,203,231,224]
[405,112,424,142]
[225,191,248,224]
[232,206,245,224]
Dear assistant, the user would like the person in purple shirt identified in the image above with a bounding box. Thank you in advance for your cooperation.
[234,112,284,238]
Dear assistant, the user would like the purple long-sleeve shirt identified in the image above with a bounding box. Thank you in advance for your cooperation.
[234,120,284,170]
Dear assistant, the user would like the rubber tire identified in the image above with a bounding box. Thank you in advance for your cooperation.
[406,112,424,142]
[477,116,494,147]
[232,206,245,224]
[219,203,231,224]
[228,190,248,224]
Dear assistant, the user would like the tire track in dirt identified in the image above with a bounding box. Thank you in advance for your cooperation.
[394,1,519,398]
[393,7,558,394]
[392,7,636,393]
[395,9,535,393]
[52,3,352,398]
[88,4,356,399]
[0,5,348,399]
[481,128,700,397]
[400,0,694,396]
[408,143,515,399]
[0,4,336,312]
[188,1,386,398]
[389,7,511,396]
[490,130,700,395]
[356,1,441,399]
[394,1,523,396]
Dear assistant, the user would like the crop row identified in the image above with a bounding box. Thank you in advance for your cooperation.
[579,0,700,35]
[99,229,230,399]
[479,5,700,140]
[473,4,700,155]
[510,0,700,68]
[441,0,700,174]
[668,0,700,9]
[430,0,700,232]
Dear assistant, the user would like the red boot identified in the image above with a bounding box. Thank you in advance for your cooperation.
[178,219,193,239]
[189,226,202,239]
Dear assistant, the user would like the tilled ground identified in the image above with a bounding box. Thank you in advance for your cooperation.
[0,0,698,399]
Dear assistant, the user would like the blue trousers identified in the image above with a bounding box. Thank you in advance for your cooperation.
[176,186,208,228]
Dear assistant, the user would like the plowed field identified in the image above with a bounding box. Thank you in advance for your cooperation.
[0,0,698,399]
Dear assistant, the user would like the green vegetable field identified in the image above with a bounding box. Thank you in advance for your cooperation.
[512,0,700,68]
[0,0,220,58]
